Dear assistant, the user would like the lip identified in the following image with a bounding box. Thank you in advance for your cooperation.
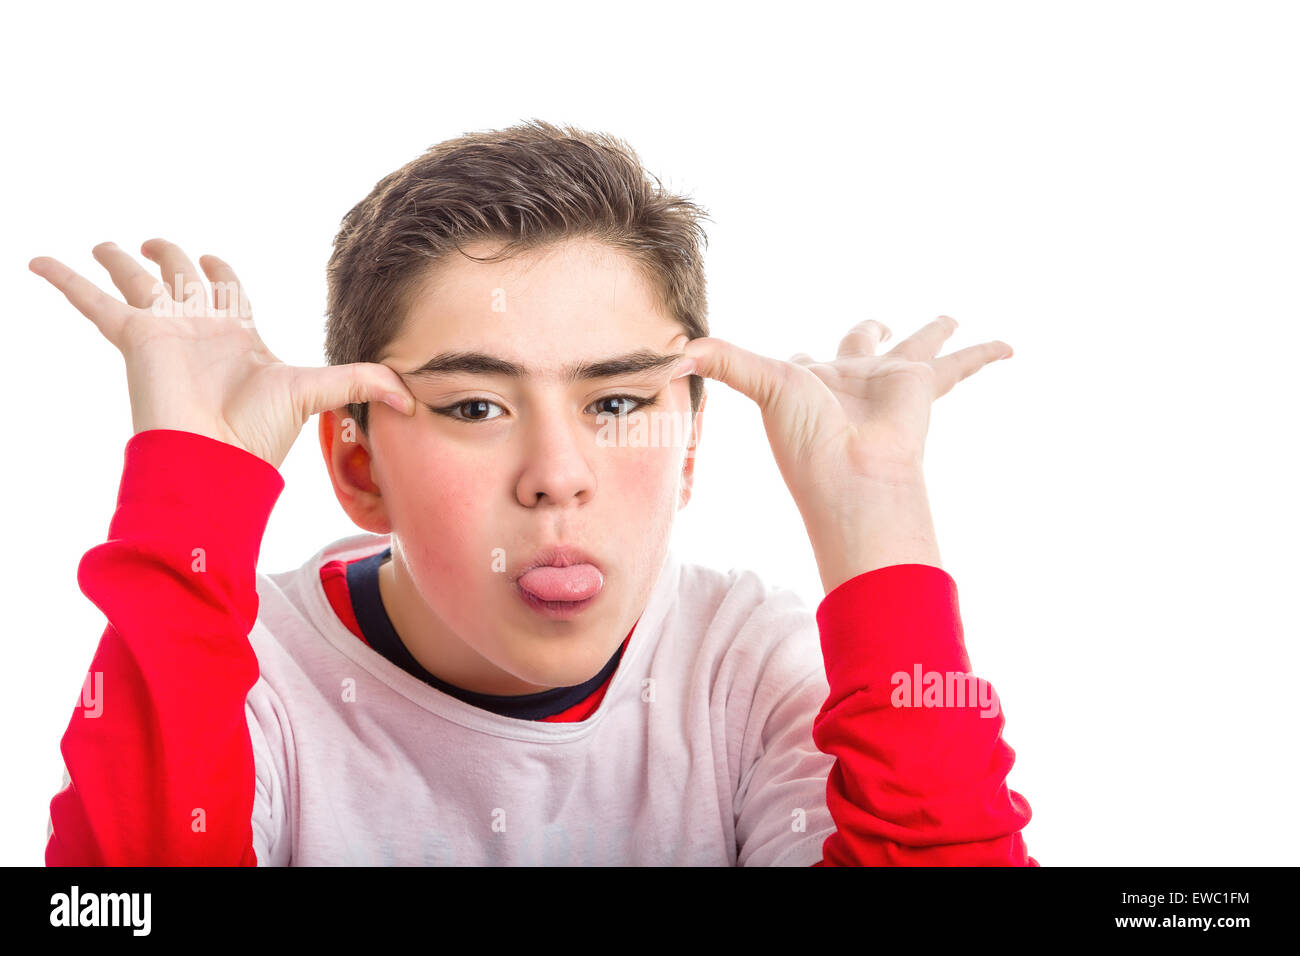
[511,545,604,583]
[513,581,602,619]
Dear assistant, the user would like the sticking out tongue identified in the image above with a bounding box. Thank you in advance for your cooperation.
[518,564,604,602]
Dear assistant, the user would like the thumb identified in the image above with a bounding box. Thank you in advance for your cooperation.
[679,336,789,413]
[292,362,414,420]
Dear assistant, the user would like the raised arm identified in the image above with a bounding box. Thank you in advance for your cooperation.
[48,428,281,864]
[33,238,413,864]
[811,562,1035,865]
[683,315,1034,866]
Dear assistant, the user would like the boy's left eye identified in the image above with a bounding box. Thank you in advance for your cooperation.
[589,395,654,417]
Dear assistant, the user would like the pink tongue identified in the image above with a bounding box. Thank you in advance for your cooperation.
[518,564,603,602]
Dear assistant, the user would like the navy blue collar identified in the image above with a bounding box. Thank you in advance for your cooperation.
[345,548,625,720]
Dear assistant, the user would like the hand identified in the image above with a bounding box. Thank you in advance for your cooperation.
[29,239,416,470]
[679,316,1012,585]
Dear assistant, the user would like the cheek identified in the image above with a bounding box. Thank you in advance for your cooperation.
[383,442,489,565]
[609,444,685,509]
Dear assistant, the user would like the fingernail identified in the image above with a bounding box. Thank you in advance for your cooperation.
[384,393,412,414]
[671,358,697,380]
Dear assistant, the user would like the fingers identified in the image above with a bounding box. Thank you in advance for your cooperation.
[141,238,205,306]
[887,315,959,360]
[199,254,253,321]
[836,319,891,358]
[682,336,789,411]
[92,241,168,310]
[291,362,417,422]
[29,255,135,345]
[931,341,1014,398]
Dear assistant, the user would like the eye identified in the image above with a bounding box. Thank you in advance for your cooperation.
[589,394,658,417]
[433,399,506,423]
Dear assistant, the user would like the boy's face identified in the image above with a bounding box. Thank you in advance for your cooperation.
[320,237,704,695]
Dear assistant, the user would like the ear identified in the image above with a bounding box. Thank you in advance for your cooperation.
[678,391,706,511]
[318,408,393,534]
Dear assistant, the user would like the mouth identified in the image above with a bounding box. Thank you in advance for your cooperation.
[512,546,605,618]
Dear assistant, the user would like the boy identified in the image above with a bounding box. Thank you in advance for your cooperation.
[35,119,1034,865]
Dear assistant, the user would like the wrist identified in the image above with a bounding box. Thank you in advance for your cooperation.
[803,475,940,593]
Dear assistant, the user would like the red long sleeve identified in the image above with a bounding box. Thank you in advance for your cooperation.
[46,429,284,866]
[810,564,1037,866]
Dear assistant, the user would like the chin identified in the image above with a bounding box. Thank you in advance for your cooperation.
[499,636,618,691]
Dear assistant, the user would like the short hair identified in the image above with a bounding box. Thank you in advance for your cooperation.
[325,118,711,435]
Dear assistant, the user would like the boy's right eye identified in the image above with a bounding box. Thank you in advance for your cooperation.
[430,399,505,423]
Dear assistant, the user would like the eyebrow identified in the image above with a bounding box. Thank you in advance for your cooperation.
[398,349,682,384]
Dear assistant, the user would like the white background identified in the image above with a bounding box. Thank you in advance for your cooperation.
[3,0,1296,866]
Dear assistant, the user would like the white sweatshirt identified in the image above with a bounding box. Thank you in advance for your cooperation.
[246,532,836,866]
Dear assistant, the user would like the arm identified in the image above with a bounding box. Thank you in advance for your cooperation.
[810,563,1036,866]
[727,563,1035,867]
[46,428,284,865]
[30,237,412,864]
[681,314,1031,866]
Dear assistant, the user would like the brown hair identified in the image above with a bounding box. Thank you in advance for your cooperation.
[324,118,711,434]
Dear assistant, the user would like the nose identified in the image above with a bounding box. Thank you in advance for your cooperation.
[514,401,597,508]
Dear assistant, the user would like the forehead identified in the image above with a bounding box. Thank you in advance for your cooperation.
[384,237,683,367]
